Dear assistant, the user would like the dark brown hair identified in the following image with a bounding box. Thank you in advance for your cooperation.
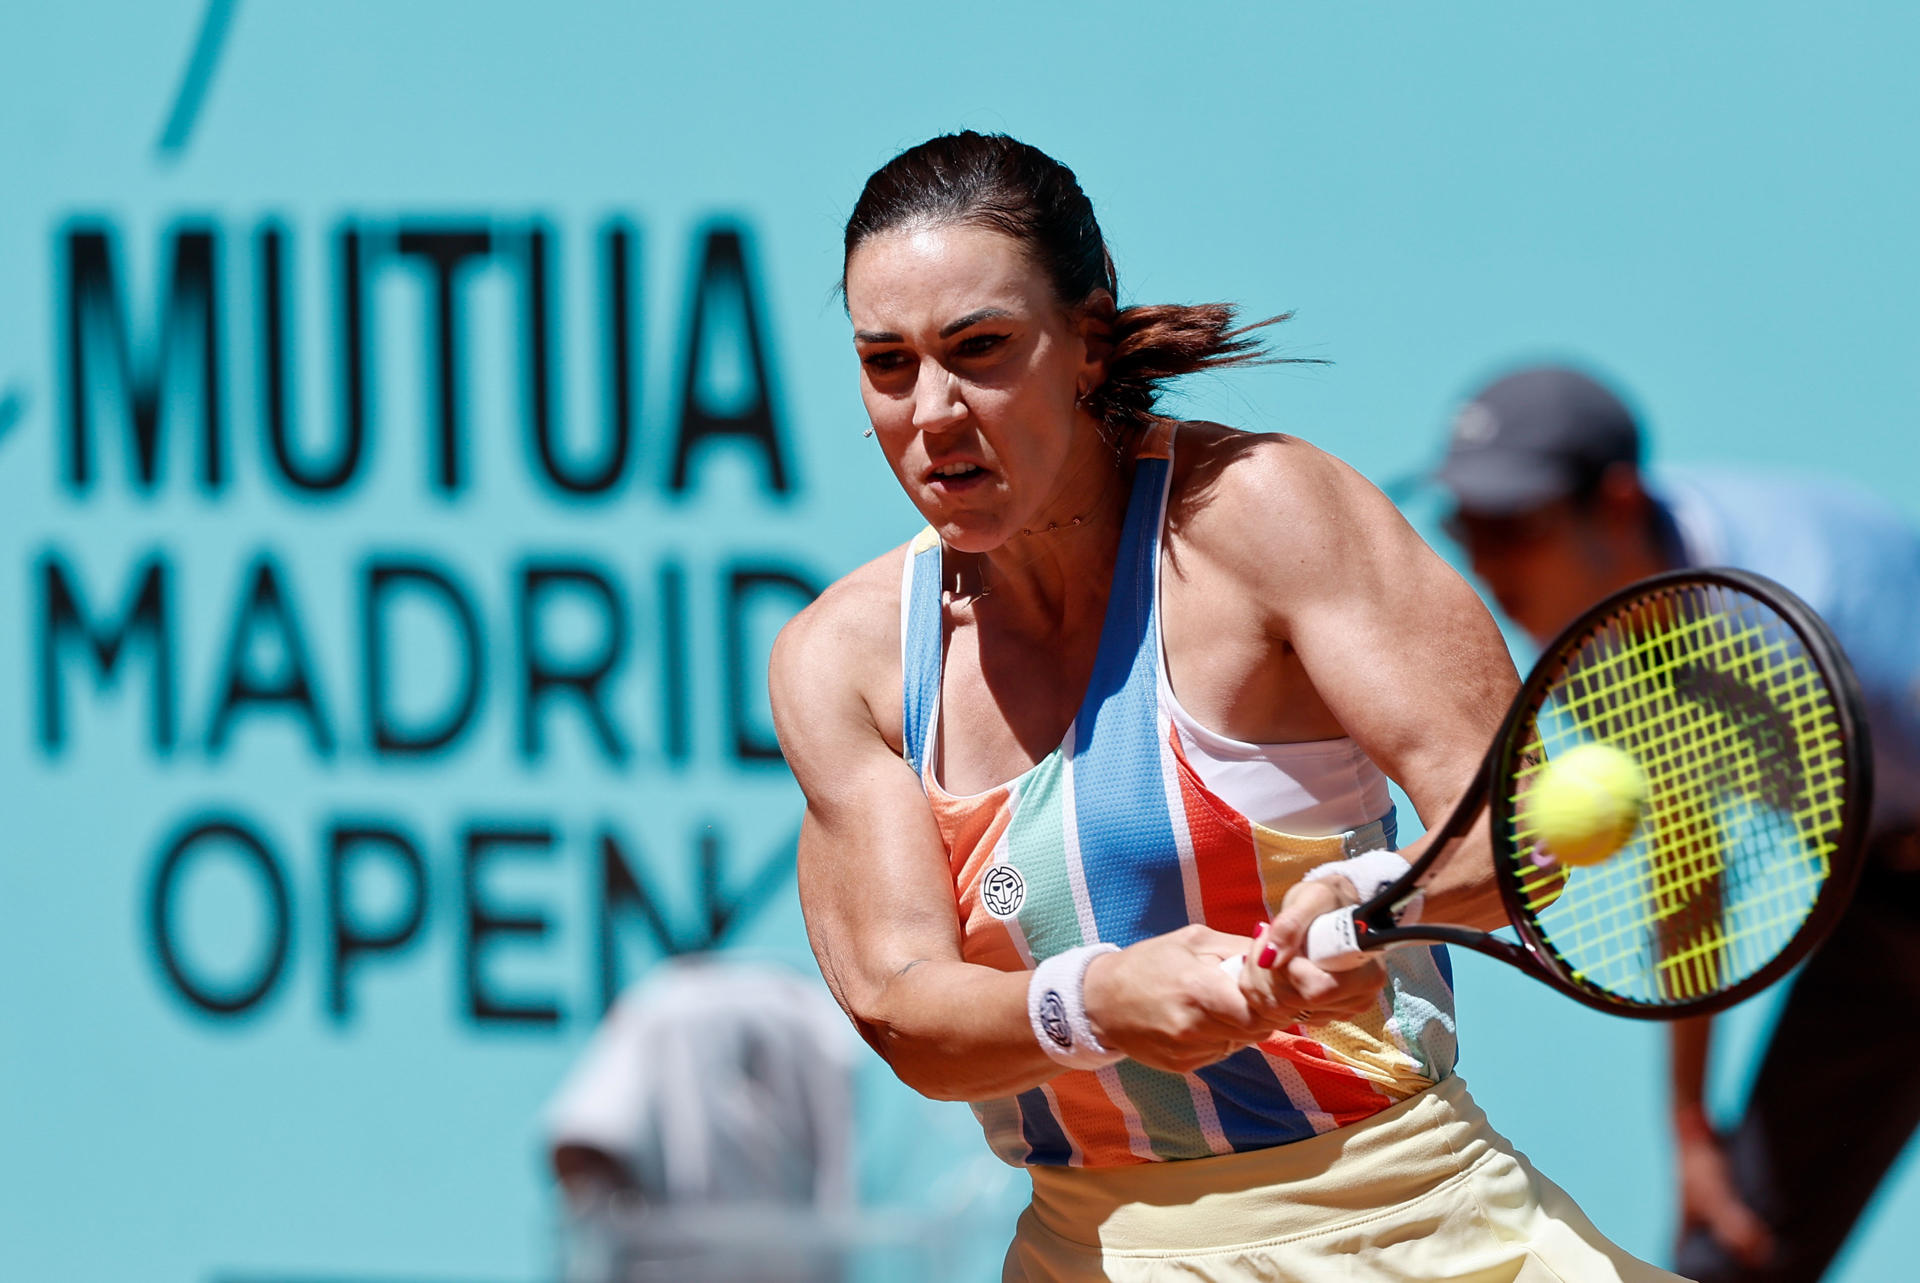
[843,131,1298,433]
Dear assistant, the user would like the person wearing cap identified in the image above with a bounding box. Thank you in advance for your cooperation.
[1432,364,1920,1283]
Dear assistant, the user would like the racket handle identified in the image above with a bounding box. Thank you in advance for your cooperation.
[1217,910,1369,976]
[1305,907,1370,970]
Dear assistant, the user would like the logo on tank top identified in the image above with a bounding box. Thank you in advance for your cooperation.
[981,865,1026,919]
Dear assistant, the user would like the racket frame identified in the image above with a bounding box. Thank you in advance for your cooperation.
[1337,567,1874,1020]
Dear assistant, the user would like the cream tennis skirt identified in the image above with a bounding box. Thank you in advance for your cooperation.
[1004,1075,1687,1283]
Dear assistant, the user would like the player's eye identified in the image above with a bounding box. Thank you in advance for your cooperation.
[955,333,1007,357]
[861,350,909,373]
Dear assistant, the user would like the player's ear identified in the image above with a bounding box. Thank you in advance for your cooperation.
[1073,289,1117,384]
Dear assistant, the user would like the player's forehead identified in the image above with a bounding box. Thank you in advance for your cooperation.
[845,223,1054,337]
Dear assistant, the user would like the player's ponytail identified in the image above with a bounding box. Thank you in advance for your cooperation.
[1091,302,1290,433]
[843,131,1305,436]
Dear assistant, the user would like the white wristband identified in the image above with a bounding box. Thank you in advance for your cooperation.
[1303,849,1421,921]
[1028,943,1123,1070]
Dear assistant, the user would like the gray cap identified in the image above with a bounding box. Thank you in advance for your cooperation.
[1434,366,1642,514]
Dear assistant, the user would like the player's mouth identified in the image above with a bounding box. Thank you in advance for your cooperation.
[925,460,992,493]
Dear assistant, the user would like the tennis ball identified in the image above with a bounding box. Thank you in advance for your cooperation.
[1525,743,1648,866]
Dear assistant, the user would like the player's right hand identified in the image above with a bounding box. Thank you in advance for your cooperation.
[1237,877,1391,1027]
[1081,925,1276,1073]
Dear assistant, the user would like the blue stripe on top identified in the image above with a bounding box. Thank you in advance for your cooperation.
[1195,1051,1320,1147]
[1017,1086,1074,1166]
[901,538,945,778]
[1067,455,1189,946]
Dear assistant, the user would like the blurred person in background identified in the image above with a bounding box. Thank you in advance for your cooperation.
[1431,365,1920,1283]
[544,955,857,1281]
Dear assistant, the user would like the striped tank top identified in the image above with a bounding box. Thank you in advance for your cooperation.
[899,425,1458,1168]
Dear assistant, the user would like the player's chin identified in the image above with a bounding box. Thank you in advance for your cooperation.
[928,511,1018,555]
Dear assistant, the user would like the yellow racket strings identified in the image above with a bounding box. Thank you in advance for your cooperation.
[1504,583,1848,1006]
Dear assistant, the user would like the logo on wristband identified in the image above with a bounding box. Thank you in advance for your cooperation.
[982,865,1026,919]
[1039,991,1073,1049]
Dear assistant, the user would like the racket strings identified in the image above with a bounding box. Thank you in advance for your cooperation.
[1504,582,1849,1007]
[1558,630,1834,997]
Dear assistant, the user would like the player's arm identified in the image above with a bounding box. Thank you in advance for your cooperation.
[1241,440,1519,932]
[1668,1014,1773,1263]
[770,572,1270,1101]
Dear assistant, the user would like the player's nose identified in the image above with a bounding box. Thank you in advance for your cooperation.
[911,361,967,433]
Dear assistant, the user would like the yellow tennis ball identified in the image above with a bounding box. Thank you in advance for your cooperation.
[1525,743,1648,866]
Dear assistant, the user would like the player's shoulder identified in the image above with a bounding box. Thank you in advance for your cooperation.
[773,540,911,681]
[769,536,921,742]
[1168,420,1390,550]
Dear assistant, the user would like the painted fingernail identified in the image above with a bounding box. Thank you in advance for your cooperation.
[1256,942,1279,969]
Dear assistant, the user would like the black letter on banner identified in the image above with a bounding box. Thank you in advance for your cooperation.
[669,225,791,495]
[326,823,429,1023]
[594,823,800,1013]
[697,821,800,946]
[148,815,291,1017]
[61,219,223,494]
[394,224,491,494]
[517,561,629,764]
[206,554,335,757]
[260,220,369,493]
[362,559,484,756]
[596,827,683,1014]
[524,219,635,496]
[659,558,690,766]
[723,564,820,763]
[37,550,175,754]
[462,824,562,1027]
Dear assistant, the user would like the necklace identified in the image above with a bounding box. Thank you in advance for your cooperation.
[944,514,1095,607]
[1017,514,1087,537]
[946,458,1124,607]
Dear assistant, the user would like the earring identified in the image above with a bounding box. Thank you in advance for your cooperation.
[862,427,874,439]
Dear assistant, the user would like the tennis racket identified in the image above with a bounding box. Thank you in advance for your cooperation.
[1241,567,1872,1020]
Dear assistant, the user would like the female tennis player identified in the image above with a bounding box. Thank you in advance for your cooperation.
[769,132,1680,1281]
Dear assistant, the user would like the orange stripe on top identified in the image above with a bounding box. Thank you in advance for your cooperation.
[1270,1034,1396,1119]
[1047,1073,1147,1168]
[935,785,1029,974]
[1169,727,1268,933]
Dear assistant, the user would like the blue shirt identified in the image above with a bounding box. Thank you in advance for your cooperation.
[1654,468,1920,830]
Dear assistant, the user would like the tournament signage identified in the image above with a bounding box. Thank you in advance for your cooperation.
[36,210,823,1031]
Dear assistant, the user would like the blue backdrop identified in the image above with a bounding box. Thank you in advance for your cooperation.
[4,4,1916,1281]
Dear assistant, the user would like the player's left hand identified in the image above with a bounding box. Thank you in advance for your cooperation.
[1236,877,1389,1027]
